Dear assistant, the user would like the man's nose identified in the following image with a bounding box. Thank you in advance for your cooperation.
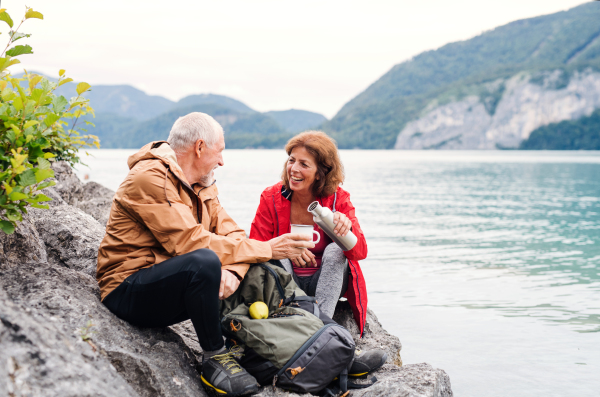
[218,154,224,167]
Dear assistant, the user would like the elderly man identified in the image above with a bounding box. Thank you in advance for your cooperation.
[97,112,313,396]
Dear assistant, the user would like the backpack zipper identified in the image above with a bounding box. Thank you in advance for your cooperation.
[259,263,286,302]
[275,323,343,379]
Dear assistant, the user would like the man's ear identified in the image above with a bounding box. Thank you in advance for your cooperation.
[195,139,205,158]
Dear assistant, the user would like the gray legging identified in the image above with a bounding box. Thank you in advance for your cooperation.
[280,243,349,318]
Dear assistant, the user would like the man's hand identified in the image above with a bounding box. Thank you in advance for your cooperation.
[269,233,315,260]
[332,212,352,237]
[220,270,240,300]
[291,249,317,268]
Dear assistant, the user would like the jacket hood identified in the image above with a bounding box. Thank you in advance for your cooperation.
[128,141,189,184]
[127,141,218,200]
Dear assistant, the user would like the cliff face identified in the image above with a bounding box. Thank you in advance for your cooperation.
[394,70,600,150]
[0,162,453,397]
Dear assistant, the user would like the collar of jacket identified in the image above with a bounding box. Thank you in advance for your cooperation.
[281,185,293,201]
[128,141,218,201]
[280,183,335,211]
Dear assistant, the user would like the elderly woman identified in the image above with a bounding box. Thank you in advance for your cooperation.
[250,131,369,336]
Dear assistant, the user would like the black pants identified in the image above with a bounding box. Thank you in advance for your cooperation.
[103,248,224,351]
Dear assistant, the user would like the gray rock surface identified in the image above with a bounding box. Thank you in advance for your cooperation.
[395,69,600,149]
[0,162,453,397]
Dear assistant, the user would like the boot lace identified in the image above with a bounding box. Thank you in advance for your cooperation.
[212,351,243,375]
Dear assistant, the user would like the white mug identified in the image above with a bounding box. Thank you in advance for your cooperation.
[290,224,320,244]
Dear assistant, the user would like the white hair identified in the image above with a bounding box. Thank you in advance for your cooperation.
[167,112,223,153]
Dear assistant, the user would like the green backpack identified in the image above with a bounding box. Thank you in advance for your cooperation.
[220,261,356,394]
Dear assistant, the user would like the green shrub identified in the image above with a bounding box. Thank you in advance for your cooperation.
[0,7,98,234]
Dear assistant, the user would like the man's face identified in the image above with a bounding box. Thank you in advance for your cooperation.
[195,134,225,186]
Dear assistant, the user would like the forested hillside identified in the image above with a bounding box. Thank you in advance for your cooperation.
[15,73,326,149]
[323,2,600,149]
[520,109,600,150]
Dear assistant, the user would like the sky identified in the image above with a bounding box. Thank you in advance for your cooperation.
[1,0,590,118]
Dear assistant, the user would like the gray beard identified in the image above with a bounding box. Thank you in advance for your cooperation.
[199,171,214,187]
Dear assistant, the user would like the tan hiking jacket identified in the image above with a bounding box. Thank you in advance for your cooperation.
[96,141,272,300]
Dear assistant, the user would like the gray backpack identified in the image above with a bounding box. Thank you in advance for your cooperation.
[220,262,356,394]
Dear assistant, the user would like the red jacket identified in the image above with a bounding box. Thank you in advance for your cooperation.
[250,182,368,336]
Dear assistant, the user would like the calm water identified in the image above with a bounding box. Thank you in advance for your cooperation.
[75,150,600,397]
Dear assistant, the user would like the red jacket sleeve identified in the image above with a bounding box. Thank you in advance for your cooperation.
[335,190,368,261]
[250,190,275,242]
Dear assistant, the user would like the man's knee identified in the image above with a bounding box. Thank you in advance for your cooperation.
[187,249,222,283]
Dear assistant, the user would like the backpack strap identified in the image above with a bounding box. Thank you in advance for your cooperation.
[339,367,348,394]
[289,295,320,318]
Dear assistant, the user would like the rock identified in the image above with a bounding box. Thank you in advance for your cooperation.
[333,300,403,366]
[0,256,207,397]
[0,162,453,397]
[0,217,47,266]
[29,205,105,278]
[349,363,452,397]
[0,289,137,397]
[76,181,115,226]
[49,161,114,226]
[395,69,600,150]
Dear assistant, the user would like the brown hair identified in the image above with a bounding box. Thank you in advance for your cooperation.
[281,131,344,198]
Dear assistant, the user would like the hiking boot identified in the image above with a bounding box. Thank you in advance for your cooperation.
[201,350,259,396]
[349,348,387,377]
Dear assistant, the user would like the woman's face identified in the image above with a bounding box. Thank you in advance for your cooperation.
[286,146,318,195]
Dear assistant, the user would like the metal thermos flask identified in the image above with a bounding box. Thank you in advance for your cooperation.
[307,201,357,251]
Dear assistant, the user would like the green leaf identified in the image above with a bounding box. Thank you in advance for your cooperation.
[13,96,23,111]
[25,9,44,20]
[1,87,16,101]
[28,145,44,160]
[24,120,39,129]
[59,69,66,77]
[52,95,68,112]
[18,169,37,186]
[43,113,60,126]
[37,180,56,189]
[43,152,56,159]
[6,45,33,57]
[6,210,22,222]
[76,82,91,95]
[10,31,31,42]
[36,157,51,170]
[0,11,14,28]
[8,191,28,201]
[34,168,54,182]
[29,203,49,209]
[33,193,51,202]
[0,220,15,234]
[58,77,73,87]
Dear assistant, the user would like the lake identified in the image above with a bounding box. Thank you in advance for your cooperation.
[74,149,600,397]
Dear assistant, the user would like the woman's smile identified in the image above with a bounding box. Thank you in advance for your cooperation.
[286,146,317,193]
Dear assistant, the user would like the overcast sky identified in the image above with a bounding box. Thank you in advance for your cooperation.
[2,0,590,118]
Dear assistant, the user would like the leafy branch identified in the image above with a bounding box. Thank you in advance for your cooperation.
[0,7,99,234]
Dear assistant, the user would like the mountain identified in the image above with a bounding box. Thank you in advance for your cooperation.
[91,103,292,149]
[323,2,600,149]
[520,108,600,150]
[176,94,255,114]
[264,109,327,133]
[12,72,327,148]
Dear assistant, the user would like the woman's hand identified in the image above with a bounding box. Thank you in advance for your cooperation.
[292,249,317,268]
[333,212,352,237]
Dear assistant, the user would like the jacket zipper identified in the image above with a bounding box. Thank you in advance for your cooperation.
[272,194,280,236]
[347,258,365,337]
